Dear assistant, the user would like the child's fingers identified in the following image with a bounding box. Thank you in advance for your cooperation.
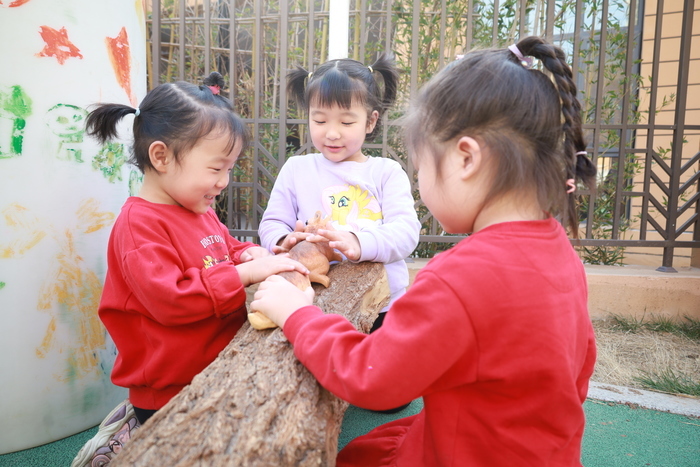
[272,245,288,254]
[279,257,309,275]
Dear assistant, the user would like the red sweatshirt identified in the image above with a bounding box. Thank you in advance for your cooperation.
[99,197,256,410]
[284,218,596,466]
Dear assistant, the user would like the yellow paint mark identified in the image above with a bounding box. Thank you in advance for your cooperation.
[0,203,46,258]
[36,316,56,358]
[77,198,115,234]
[34,201,115,382]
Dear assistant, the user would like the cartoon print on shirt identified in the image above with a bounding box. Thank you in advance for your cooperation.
[321,184,382,231]
[200,234,231,268]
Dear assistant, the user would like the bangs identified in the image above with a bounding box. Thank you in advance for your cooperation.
[307,70,368,110]
[177,108,249,157]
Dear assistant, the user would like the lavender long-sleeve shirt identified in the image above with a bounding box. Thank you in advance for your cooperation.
[259,153,421,309]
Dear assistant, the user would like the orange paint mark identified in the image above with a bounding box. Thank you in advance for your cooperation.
[37,26,83,65]
[77,198,116,234]
[9,0,32,6]
[32,199,116,382]
[37,229,107,382]
[106,27,136,106]
[0,203,46,258]
[36,316,57,358]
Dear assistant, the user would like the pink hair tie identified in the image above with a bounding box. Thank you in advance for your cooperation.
[208,85,221,95]
[566,179,576,194]
[508,44,533,69]
[575,150,588,156]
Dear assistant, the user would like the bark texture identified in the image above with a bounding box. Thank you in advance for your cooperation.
[112,261,389,467]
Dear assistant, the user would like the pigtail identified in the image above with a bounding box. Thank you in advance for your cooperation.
[369,53,399,111]
[287,66,311,110]
[517,36,596,236]
[85,104,136,144]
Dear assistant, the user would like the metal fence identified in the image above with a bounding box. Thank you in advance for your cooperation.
[146,0,699,270]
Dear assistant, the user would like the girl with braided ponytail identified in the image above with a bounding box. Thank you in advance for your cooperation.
[253,37,596,465]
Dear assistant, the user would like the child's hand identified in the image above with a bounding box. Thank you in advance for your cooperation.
[308,229,361,261]
[272,220,310,254]
[239,246,271,262]
[236,254,309,287]
[250,275,315,328]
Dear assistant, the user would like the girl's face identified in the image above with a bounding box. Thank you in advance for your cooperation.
[308,101,378,163]
[155,131,242,214]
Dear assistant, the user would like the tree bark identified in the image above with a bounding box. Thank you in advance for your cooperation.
[112,261,389,467]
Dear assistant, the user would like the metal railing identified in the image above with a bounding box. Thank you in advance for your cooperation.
[146,0,699,270]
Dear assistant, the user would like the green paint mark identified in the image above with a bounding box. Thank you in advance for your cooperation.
[93,142,126,183]
[0,282,5,290]
[0,85,33,158]
[129,170,144,196]
[46,104,87,162]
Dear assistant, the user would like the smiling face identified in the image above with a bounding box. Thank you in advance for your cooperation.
[147,131,242,214]
[308,101,378,163]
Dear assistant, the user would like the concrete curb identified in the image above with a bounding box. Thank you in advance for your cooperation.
[587,381,700,417]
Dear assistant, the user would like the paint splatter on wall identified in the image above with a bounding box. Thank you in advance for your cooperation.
[0,203,47,258]
[106,27,136,106]
[1,200,115,383]
[0,0,33,7]
[37,26,83,65]
[93,142,126,183]
[45,104,88,162]
[0,85,32,158]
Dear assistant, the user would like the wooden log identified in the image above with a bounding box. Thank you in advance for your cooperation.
[112,261,389,467]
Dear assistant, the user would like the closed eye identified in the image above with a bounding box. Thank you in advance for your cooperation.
[313,120,325,125]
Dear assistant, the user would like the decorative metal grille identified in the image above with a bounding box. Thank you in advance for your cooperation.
[146,0,699,270]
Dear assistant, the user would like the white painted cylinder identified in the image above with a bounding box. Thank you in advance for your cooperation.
[328,0,350,60]
[0,0,146,454]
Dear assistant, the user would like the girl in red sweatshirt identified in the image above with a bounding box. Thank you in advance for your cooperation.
[72,74,308,467]
[252,37,598,466]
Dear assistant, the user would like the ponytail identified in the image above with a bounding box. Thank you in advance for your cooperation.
[85,104,137,144]
[517,36,596,237]
[369,53,399,113]
[287,65,311,110]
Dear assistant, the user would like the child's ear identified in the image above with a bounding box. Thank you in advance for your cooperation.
[365,110,380,134]
[455,136,483,181]
[148,141,170,173]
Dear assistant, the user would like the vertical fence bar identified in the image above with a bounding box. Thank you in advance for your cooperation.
[492,0,500,47]
[252,0,262,225]
[151,0,161,88]
[613,0,637,248]
[642,1,664,252]
[228,0,236,105]
[439,0,446,68]
[204,0,211,75]
[360,0,367,61]
[279,0,289,169]
[518,0,526,39]
[545,0,554,40]
[466,0,473,51]
[308,0,316,71]
[660,0,695,271]
[178,0,185,81]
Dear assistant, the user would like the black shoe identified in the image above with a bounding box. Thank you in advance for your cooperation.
[372,402,411,414]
